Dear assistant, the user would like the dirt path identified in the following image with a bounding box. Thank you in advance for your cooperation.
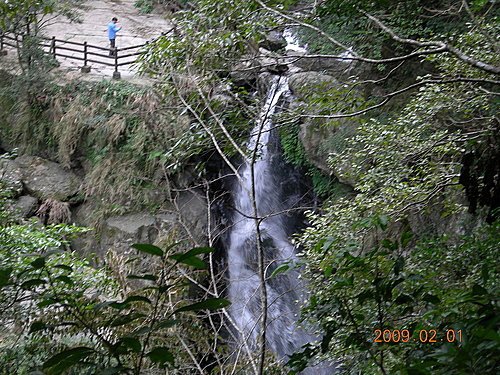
[1,0,171,82]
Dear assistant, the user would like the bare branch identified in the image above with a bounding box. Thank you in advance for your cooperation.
[363,11,500,75]
[302,77,500,120]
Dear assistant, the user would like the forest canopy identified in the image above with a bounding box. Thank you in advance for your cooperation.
[0,0,498,374]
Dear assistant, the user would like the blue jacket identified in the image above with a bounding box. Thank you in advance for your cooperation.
[108,22,121,39]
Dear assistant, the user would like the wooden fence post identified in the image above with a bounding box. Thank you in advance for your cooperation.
[50,36,60,67]
[0,33,7,56]
[50,36,56,57]
[81,41,91,73]
[113,47,120,79]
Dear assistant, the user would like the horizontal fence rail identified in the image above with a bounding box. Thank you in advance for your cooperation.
[0,29,173,78]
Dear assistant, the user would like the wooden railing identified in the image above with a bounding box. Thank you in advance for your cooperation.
[0,32,162,79]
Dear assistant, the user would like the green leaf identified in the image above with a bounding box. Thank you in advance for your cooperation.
[400,230,413,248]
[43,347,94,375]
[471,0,488,12]
[55,275,74,285]
[174,298,230,314]
[132,243,164,257]
[172,246,215,260]
[394,256,405,275]
[108,296,150,310]
[123,295,152,304]
[0,267,13,287]
[21,278,46,289]
[169,247,215,269]
[156,319,179,329]
[133,326,152,336]
[356,290,373,304]
[472,284,488,296]
[377,215,389,231]
[332,276,354,289]
[109,312,146,327]
[323,265,334,278]
[29,321,47,333]
[147,347,174,366]
[394,294,414,305]
[30,257,46,269]
[422,293,441,304]
[38,298,58,308]
[381,239,397,250]
[116,337,142,353]
[270,263,290,278]
[169,254,206,269]
[107,296,151,310]
[54,264,73,272]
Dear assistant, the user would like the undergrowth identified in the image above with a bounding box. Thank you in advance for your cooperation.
[0,78,193,222]
[0,73,254,224]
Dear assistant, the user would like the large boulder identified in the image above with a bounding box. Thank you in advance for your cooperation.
[0,158,23,197]
[8,195,38,219]
[259,31,287,52]
[229,60,260,87]
[14,155,81,200]
[71,190,208,257]
[298,119,358,185]
[101,212,159,254]
[257,56,289,74]
[288,71,338,100]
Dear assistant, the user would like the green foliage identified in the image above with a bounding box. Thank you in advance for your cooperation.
[134,0,189,14]
[2,0,497,373]
[0,0,82,76]
[0,0,81,31]
[0,219,230,373]
[286,4,500,372]
[0,182,231,374]
[32,243,227,374]
[0,218,114,373]
[141,0,282,73]
[300,0,477,56]
[293,218,499,374]
[0,77,207,219]
[134,0,154,14]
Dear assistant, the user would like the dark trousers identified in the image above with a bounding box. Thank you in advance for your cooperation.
[109,39,116,55]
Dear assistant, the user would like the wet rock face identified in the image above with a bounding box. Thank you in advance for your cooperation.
[286,51,358,77]
[72,191,208,258]
[288,71,359,186]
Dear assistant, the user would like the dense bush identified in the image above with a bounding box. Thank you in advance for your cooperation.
[0,182,231,374]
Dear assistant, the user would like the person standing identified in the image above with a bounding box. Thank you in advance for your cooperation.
[108,17,122,56]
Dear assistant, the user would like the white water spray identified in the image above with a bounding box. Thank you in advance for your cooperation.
[227,75,336,373]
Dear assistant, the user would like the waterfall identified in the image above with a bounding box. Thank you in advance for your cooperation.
[227,74,336,373]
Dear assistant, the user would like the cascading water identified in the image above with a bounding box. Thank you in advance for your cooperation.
[227,71,336,373]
